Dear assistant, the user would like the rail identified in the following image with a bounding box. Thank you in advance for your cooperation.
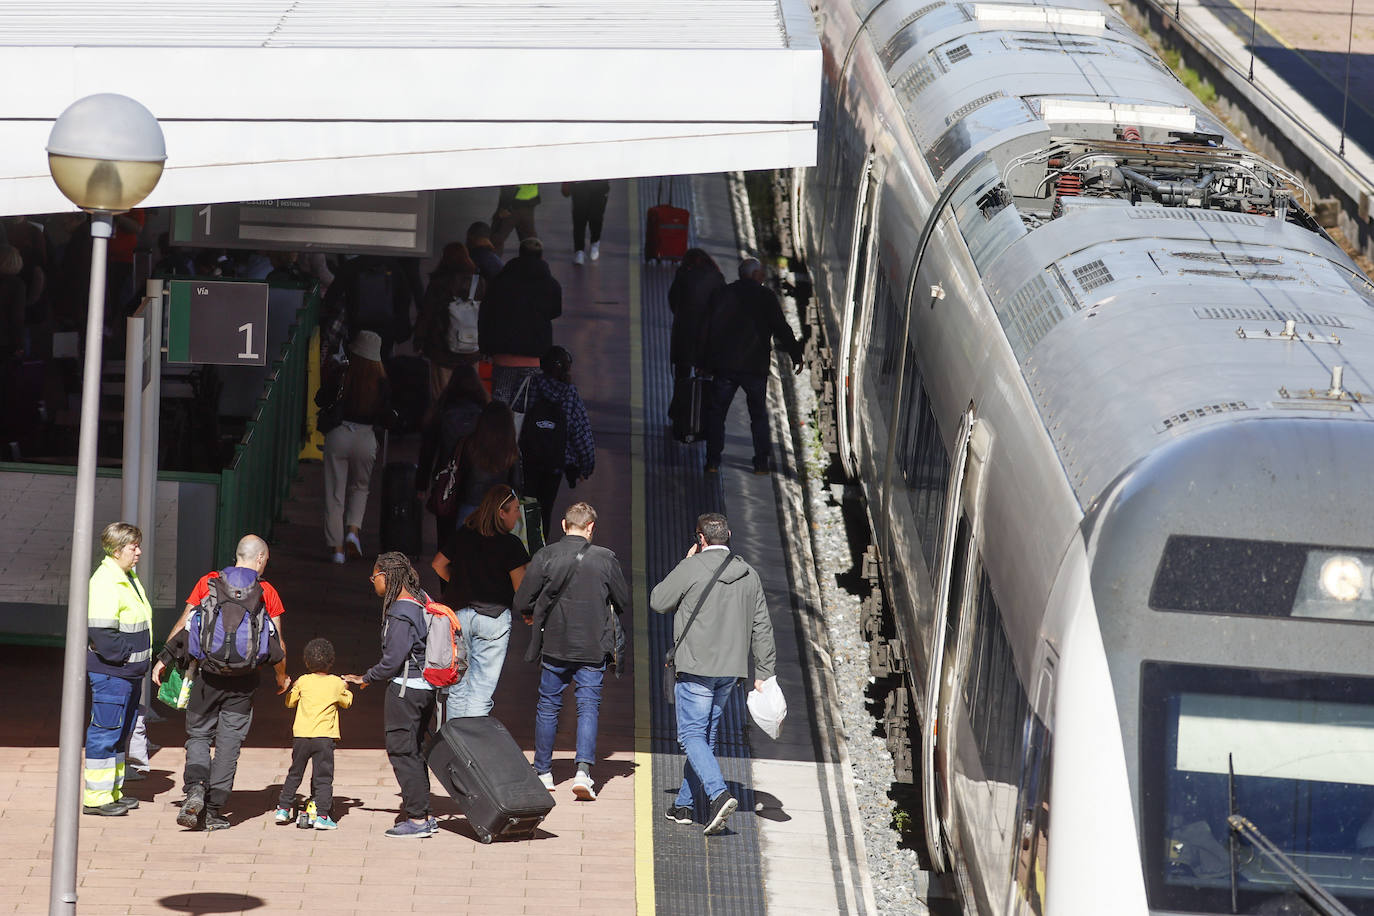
[212,286,320,559]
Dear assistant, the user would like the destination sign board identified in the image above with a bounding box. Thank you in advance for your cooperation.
[171,192,434,257]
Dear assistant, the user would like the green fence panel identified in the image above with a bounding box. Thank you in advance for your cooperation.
[213,289,320,560]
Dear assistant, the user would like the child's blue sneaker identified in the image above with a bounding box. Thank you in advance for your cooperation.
[313,815,338,830]
[273,807,292,825]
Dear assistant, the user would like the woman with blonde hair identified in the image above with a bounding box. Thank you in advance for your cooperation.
[431,483,529,719]
[317,330,392,564]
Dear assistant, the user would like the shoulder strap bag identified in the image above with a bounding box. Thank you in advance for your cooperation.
[663,551,734,705]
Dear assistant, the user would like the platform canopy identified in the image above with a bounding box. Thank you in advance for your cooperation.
[0,0,820,216]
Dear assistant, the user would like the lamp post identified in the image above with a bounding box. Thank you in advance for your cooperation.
[45,93,164,916]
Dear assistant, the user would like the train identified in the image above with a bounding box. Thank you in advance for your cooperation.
[792,0,1374,912]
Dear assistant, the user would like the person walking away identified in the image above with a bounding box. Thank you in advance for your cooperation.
[668,248,725,381]
[274,637,352,830]
[153,534,290,831]
[83,522,153,816]
[701,258,803,474]
[565,180,611,265]
[416,364,490,544]
[318,330,392,564]
[343,552,439,838]
[415,242,485,402]
[489,184,541,255]
[650,512,775,834]
[448,399,521,527]
[466,221,504,284]
[478,237,561,404]
[431,484,529,719]
[515,502,629,799]
[519,346,595,536]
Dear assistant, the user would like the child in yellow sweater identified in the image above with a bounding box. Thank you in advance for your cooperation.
[274,638,352,830]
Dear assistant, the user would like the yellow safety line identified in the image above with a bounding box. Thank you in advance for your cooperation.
[628,178,656,916]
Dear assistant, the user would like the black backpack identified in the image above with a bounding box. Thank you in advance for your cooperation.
[351,262,395,334]
[519,394,568,475]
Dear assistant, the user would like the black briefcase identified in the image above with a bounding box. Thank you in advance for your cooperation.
[424,716,555,843]
[669,375,706,443]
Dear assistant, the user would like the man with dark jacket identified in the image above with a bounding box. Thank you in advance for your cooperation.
[515,501,630,801]
[479,237,563,403]
[701,258,803,473]
[650,512,776,835]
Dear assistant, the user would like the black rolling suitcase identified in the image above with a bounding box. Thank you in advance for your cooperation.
[669,374,706,443]
[379,461,422,556]
[424,716,555,843]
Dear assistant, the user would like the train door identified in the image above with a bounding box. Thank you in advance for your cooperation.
[921,406,987,869]
[837,152,882,478]
[1009,656,1055,916]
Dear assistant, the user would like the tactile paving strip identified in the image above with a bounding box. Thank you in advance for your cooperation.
[640,175,767,915]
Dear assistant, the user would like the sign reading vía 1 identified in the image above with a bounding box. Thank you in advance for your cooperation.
[171,191,434,257]
[166,280,269,367]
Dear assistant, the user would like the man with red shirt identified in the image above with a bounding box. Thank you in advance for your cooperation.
[153,534,290,830]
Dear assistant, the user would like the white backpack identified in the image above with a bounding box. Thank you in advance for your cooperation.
[446,276,481,355]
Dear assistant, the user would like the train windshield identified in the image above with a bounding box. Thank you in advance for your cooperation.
[1141,663,1374,913]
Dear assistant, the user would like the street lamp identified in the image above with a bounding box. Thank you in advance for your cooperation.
[46,93,164,916]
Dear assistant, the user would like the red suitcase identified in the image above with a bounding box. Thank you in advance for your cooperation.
[645,179,689,261]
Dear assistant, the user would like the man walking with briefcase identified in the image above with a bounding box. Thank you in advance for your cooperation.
[650,512,775,835]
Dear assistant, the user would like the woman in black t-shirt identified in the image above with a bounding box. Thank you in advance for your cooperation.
[431,483,529,719]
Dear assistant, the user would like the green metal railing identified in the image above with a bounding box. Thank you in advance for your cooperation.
[212,288,320,559]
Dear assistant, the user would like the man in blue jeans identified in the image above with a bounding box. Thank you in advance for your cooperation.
[650,512,776,834]
[700,258,803,474]
[515,501,630,800]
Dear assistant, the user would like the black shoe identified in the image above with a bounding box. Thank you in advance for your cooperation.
[122,768,148,782]
[665,805,693,825]
[203,812,230,832]
[82,802,129,817]
[177,784,206,829]
[113,795,140,811]
[704,791,737,835]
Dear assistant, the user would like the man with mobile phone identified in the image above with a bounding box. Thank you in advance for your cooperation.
[649,512,776,835]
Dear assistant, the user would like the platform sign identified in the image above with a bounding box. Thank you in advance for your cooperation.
[171,191,434,257]
[166,280,269,366]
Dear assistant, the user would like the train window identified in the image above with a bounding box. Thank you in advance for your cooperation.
[874,261,903,385]
[1150,534,1374,624]
[895,344,949,576]
[1140,662,1374,914]
[961,567,1029,787]
[1013,711,1051,916]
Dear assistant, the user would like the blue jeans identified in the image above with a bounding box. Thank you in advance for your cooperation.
[673,674,737,808]
[532,659,605,774]
[705,372,770,470]
[446,608,511,719]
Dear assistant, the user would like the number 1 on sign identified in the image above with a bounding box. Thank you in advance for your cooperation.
[199,205,212,234]
[238,323,260,360]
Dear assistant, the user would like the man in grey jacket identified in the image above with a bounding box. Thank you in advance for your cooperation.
[516,501,630,801]
[650,511,776,835]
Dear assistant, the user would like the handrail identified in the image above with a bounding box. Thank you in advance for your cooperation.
[213,288,321,559]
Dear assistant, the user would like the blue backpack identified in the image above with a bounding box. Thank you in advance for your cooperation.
[187,571,278,676]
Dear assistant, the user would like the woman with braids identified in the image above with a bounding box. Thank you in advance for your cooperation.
[431,483,529,720]
[343,552,438,838]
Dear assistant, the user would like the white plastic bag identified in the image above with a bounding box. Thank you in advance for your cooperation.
[746,675,787,740]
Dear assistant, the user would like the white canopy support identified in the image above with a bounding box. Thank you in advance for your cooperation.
[0,0,821,215]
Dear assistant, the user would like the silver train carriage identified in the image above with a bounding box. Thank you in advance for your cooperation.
[794,0,1374,912]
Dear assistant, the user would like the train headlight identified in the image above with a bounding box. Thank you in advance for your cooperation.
[1319,556,1364,601]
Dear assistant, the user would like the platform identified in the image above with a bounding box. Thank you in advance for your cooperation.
[0,175,875,914]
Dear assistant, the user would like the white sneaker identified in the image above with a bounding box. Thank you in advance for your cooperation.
[344,531,362,558]
[589,242,600,261]
[537,771,554,791]
[572,771,596,801]
[573,250,585,265]
[330,551,346,565]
